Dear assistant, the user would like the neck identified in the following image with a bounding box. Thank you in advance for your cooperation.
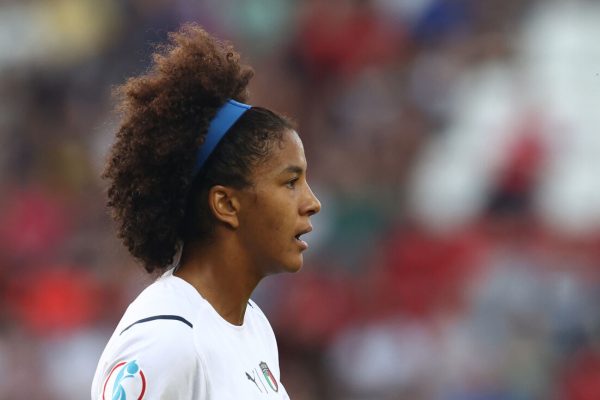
[174,234,262,326]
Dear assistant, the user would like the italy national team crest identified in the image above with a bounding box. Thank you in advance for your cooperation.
[102,360,146,400]
[259,361,278,393]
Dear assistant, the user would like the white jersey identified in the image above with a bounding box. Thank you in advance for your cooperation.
[91,270,290,399]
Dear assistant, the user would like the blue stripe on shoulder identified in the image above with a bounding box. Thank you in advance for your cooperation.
[120,314,193,335]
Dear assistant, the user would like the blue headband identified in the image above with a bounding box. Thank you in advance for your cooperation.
[194,99,252,173]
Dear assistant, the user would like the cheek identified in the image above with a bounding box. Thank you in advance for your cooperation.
[262,205,288,235]
[256,196,294,238]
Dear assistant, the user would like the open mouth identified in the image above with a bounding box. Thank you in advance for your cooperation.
[294,226,312,250]
[294,231,308,240]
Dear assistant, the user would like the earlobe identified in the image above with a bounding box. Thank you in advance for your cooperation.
[208,185,240,229]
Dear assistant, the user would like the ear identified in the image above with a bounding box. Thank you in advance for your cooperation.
[207,185,240,229]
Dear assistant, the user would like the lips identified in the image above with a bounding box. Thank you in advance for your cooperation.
[294,225,312,250]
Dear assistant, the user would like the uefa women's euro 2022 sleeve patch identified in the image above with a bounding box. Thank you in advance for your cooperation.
[102,360,147,400]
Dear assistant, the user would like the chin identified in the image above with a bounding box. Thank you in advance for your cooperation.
[264,254,304,276]
[285,262,303,273]
[280,255,304,274]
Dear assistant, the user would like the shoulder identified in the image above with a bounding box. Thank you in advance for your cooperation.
[106,273,201,363]
[121,273,197,323]
[92,275,206,399]
[115,311,196,358]
[93,316,204,399]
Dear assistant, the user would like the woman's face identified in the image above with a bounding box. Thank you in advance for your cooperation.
[237,129,321,275]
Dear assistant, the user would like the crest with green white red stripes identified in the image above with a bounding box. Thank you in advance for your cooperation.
[259,361,278,393]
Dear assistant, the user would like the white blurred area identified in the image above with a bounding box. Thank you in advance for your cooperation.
[3,0,600,399]
[411,0,600,234]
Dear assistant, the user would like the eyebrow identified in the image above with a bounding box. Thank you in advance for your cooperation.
[281,165,304,175]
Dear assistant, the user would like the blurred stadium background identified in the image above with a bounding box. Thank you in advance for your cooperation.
[3,0,600,398]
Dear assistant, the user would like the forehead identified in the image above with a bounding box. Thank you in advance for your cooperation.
[252,129,306,179]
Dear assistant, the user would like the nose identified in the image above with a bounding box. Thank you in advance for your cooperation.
[303,183,321,216]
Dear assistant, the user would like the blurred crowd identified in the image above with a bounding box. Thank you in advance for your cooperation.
[2,0,600,399]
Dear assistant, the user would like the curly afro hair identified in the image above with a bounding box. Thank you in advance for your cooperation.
[103,24,294,273]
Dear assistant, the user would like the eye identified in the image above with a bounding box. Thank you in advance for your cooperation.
[286,177,299,189]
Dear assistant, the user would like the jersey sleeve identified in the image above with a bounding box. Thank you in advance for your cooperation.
[92,317,206,400]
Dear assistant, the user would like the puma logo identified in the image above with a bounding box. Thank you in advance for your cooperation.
[246,371,263,393]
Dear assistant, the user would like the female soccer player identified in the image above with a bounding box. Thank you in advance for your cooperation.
[91,24,321,399]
